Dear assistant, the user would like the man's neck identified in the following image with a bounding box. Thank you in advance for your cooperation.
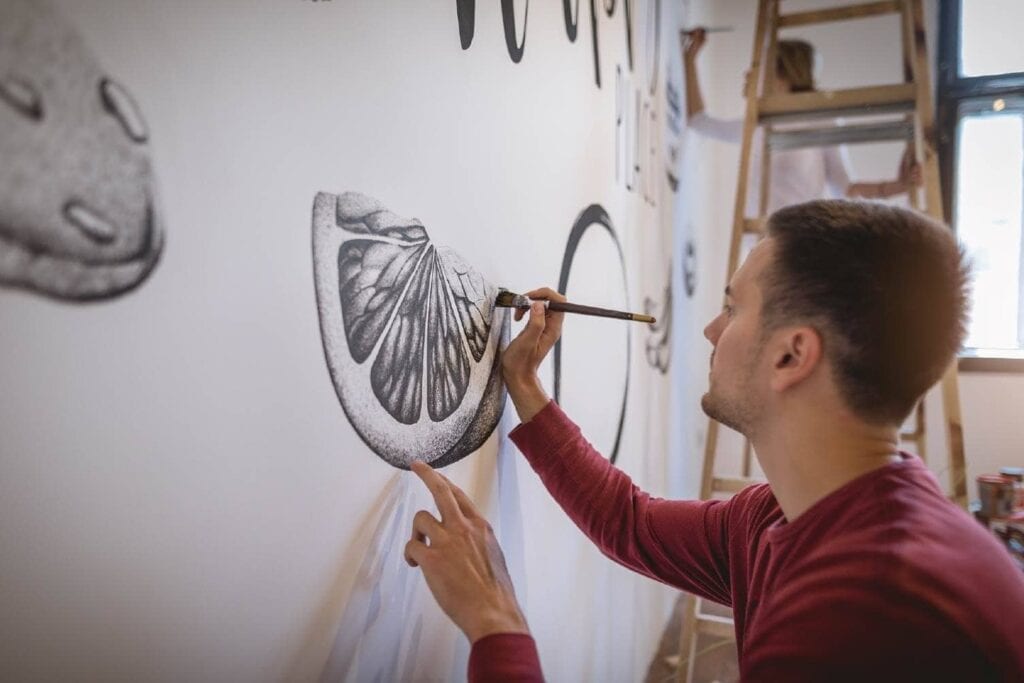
[751,406,902,522]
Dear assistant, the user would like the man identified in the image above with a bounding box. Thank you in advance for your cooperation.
[403,200,1024,681]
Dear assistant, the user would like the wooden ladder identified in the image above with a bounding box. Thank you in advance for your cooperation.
[674,1,967,680]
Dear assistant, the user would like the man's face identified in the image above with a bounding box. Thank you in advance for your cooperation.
[701,239,774,435]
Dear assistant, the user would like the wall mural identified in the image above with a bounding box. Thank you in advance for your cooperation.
[682,237,697,297]
[0,0,163,301]
[644,267,672,374]
[0,0,697,679]
[456,0,645,88]
[665,79,683,192]
[312,192,509,470]
[553,204,630,464]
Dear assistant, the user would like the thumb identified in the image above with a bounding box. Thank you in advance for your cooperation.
[520,301,547,345]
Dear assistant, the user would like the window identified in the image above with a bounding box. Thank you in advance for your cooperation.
[939,0,1024,371]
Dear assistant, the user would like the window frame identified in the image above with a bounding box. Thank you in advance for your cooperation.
[938,0,1024,373]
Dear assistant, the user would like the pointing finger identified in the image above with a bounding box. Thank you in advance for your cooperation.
[435,471,481,519]
[411,461,461,522]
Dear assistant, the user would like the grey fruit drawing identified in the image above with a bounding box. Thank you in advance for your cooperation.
[312,192,508,469]
[0,0,163,301]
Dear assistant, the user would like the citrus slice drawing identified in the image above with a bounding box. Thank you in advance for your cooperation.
[312,192,508,469]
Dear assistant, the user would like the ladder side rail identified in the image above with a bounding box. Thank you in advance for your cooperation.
[902,0,968,506]
[681,3,776,678]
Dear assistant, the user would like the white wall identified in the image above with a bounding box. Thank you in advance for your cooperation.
[0,1,696,680]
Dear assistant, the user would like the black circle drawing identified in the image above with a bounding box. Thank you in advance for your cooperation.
[554,204,630,464]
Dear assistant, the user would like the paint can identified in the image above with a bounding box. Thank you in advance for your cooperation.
[977,474,1016,519]
[998,466,1024,509]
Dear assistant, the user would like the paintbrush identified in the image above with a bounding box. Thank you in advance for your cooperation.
[495,290,656,324]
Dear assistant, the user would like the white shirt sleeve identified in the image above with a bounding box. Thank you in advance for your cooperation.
[823,145,853,197]
[689,111,743,144]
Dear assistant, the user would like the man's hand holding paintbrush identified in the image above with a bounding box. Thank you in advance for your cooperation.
[497,286,651,422]
[499,287,565,423]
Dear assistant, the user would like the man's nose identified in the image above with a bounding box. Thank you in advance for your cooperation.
[704,315,720,343]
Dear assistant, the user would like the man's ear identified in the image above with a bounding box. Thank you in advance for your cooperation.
[769,326,822,393]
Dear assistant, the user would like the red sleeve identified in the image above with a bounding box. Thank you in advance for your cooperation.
[468,633,544,682]
[509,400,736,606]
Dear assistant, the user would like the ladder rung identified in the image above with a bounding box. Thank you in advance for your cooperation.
[713,476,761,494]
[759,84,917,125]
[696,614,736,639]
[768,120,914,150]
[743,218,767,235]
[777,1,901,28]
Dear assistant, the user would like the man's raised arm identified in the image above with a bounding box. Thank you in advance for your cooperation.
[501,289,735,602]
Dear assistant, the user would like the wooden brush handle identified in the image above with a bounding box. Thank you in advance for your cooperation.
[547,300,655,324]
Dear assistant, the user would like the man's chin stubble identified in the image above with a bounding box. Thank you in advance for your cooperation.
[701,392,745,434]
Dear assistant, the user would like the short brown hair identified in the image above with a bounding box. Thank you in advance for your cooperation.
[776,40,815,92]
[762,200,970,425]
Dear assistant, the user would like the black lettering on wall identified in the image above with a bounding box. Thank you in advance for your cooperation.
[665,78,682,192]
[683,238,697,297]
[614,39,661,204]
[615,65,624,182]
[563,0,579,41]
[623,0,634,70]
[456,0,474,49]
[642,98,656,206]
[501,0,529,64]
[643,0,660,96]
[455,0,637,89]
[589,0,602,86]
[602,0,635,71]
[628,89,639,191]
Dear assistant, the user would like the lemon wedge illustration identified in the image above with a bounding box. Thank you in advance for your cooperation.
[313,192,508,469]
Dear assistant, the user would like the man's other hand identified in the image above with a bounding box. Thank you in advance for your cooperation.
[405,461,530,643]
[500,287,566,422]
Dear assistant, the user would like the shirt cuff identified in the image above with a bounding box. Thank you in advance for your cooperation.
[468,633,543,682]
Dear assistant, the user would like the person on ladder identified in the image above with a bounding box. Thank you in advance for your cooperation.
[682,27,920,212]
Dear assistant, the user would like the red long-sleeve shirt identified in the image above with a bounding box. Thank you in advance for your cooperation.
[468,401,1024,682]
